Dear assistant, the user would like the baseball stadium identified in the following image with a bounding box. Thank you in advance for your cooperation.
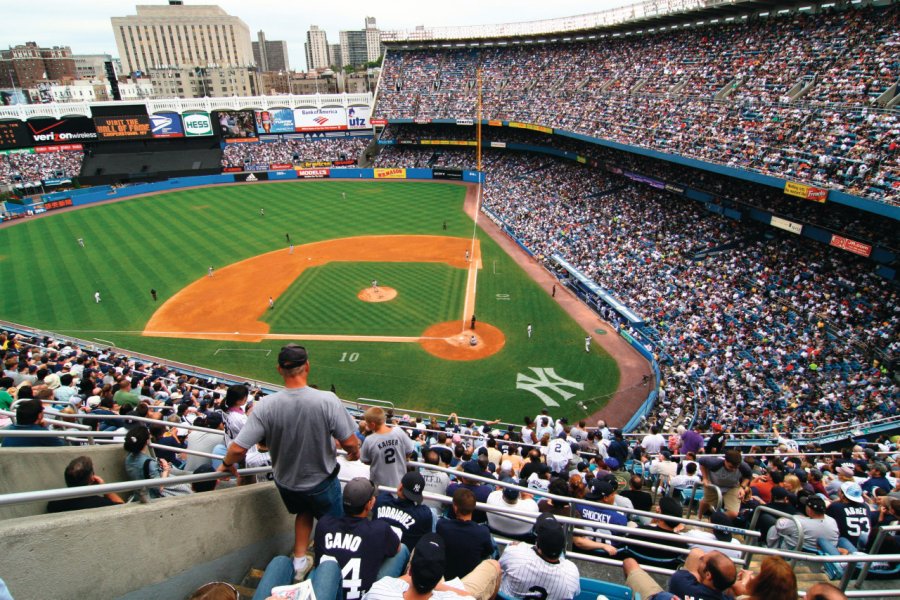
[0,0,899,598]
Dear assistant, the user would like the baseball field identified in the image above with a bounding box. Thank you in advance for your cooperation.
[0,180,620,422]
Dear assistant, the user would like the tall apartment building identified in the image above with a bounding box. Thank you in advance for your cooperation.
[253,30,289,72]
[328,44,342,69]
[304,26,329,71]
[339,17,382,68]
[0,42,76,89]
[111,3,253,76]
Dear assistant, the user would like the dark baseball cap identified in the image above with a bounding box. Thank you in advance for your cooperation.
[771,486,790,500]
[410,533,446,593]
[534,513,566,560]
[500,476,520,501]
[461,460,482,476]
[278,344,308,369]
[402,471,426,504]
[585,479,616,501]
[205,411,223,428]
[343,477,376,511]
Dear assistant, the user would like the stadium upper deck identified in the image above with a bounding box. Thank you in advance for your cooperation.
[374,0,900,205]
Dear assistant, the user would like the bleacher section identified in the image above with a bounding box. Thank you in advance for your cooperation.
[79,137,223,185]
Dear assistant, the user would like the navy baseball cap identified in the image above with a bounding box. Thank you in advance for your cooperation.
[410,533,446,593]
[402,471,426,504]
[534,513,566,559]
[278,344,308,369]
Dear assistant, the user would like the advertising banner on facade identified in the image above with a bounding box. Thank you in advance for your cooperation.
[784,181,828,202]
[293,107,348,132]
[509,122,552,134]
[254,108,295,134]
[770,215,803,234]
[27,117,98,145]
[182,111,214,137]
[830,234,872,257]
[150,112,185,138]
[233,172,268,182]
[346,105,371,130]
[295,168,330,178]
[34,143,83,153]
[374,168,406,179]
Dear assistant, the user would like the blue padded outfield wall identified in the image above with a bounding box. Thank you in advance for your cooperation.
[16,168,484,215]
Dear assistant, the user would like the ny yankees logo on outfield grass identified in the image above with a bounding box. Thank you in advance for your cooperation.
[516,367,584,407]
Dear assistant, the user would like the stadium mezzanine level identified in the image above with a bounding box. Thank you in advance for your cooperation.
[373,0,900,208]
[375,123,899,274]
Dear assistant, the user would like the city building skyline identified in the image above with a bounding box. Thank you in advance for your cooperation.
[111,4,254,76]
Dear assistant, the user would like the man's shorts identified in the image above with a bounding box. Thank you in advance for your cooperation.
[626,566,664,599]
[459,559,500,600]
[703,484,741,514]
[276,475,343,518]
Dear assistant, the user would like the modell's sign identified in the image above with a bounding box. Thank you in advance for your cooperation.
[27,118,98,144]
[295,168,330,178]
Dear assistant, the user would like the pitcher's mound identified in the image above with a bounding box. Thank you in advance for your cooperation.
[420,321,505,361]
[358,287,397,302]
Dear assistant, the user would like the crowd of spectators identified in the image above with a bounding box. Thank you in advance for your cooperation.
[5,326,900,596]
[221,136,370,168]
[0,150,83,186]
[374,3,899,204]
[377,122,899,252]
[443,147,898,434]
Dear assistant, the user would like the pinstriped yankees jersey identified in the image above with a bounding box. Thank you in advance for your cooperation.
[499,543,580,600]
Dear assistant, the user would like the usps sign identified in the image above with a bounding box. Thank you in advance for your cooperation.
[150,112,185,138]
[293,107,348,132]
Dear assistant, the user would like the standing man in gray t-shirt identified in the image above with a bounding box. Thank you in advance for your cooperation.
[361,406,415,489]
[218,344,360,579]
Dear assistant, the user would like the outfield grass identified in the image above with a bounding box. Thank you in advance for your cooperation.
[0,180,620,421]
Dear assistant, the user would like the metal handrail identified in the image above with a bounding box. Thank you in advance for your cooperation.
[407,459,759,537]
[745,505,805,567]
[0,466,271,507]
[855,524,900,587]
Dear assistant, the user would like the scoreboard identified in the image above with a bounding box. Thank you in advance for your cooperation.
[0,121,34,150]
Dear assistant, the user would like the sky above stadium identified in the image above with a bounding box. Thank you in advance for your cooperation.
[0,0,639,71]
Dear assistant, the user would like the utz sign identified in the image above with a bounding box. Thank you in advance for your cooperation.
[182,112,213,137]
[347,105,371,130]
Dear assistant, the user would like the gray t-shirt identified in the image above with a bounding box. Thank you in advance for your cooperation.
[234,386,357,491]
[361,426,415,488]
[698,456,752,490]
[767,514,839,551]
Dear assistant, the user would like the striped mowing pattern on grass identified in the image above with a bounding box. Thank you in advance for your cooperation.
[0,180,620,421]
[265,262,466,336]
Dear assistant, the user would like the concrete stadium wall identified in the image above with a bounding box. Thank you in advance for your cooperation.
[0,444,129,520]
[0,483,294,599]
